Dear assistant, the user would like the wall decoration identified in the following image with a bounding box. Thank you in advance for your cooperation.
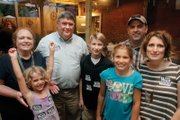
[50,11,57,20]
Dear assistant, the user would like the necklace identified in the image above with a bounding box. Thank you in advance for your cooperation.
[17,52,35,72]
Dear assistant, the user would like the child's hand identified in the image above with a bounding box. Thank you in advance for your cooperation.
[8,48,17,59]
[96,115,102,120]
[48,80,60,94]
[79,98,84,110]
[49,41,55,53]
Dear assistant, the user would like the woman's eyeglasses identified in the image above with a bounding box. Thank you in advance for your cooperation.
[145,91,154,103]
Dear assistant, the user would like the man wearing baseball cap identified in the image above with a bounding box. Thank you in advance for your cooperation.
[128,14,147,25]
[123,14,148,69]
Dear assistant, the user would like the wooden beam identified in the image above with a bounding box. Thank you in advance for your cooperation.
[15,2,19,27]
[32,0,45,36]
[38,1,44,36]
[85,0,92,42]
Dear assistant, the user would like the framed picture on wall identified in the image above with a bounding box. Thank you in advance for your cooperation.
[18,3,39,17]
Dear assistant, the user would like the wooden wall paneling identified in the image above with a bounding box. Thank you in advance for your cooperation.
[43,5,58,35]
[17,17,41,36]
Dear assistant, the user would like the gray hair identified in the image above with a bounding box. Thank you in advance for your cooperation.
[58,11,75,22]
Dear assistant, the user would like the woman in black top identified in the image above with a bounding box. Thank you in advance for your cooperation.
[0,27,46,120]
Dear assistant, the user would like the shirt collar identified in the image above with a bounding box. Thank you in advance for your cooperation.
[58,33,73,42]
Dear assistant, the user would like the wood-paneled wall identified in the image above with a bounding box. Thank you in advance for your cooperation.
[17,17,41,35]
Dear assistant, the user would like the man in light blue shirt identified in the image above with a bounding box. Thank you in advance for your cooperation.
[36,11,88,120]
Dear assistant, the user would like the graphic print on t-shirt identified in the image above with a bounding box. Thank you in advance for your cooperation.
[106,79,133,103]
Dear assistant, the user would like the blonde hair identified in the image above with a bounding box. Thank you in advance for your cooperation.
[89,32,106,46]
[112,43,133,60]
[23,66,48,89]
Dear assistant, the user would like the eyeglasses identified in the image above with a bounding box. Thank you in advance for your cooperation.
[145,91,154,103]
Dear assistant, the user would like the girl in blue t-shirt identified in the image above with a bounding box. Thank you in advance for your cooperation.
[96,43,143,120]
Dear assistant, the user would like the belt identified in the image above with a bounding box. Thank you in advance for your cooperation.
[60,86,79,91]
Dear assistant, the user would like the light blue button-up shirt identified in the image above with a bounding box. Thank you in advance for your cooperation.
[36,32,89,89]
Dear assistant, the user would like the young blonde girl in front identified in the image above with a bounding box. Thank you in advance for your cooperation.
[8,42,60,120]
[96,43,143,120]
